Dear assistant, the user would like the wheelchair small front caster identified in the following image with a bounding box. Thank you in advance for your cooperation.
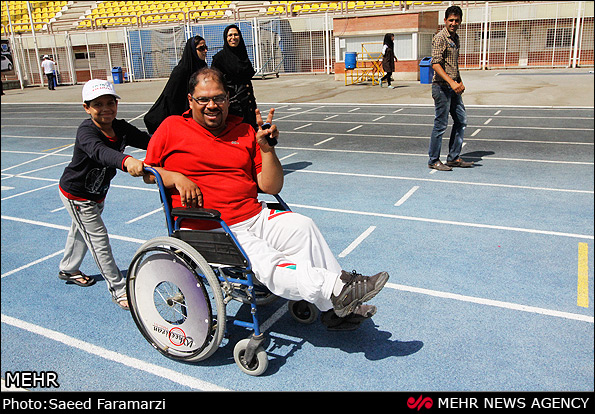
[288,300,319,324]
[233,337,268,376]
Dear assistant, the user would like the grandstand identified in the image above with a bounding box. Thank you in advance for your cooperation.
[2,1,445,34]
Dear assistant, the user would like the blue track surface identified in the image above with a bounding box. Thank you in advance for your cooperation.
[1,101,593,391]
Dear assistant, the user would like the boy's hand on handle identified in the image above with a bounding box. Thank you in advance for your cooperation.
[124,157,145,177]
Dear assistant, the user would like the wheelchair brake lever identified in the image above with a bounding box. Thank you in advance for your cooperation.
[260,123,277,147]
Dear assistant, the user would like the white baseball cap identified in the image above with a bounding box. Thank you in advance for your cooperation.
[82,79,121,102]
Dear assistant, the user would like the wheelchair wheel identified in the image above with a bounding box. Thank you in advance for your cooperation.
[233,338,268,376]
[288,300,319,324]
[127,237,226,362]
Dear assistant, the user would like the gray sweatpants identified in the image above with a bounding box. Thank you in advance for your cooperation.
[59,191,126,300]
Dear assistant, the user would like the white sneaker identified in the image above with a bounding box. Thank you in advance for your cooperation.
[388,85,395,89]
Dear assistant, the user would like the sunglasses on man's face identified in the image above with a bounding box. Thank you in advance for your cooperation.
[196,45,208,52]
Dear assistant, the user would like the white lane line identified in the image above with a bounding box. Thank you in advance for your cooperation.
[1,314,230,391]
[1,250,65,279]
[1,182,59,201]
[348,107,360,112]
[494,110,501,115]
[282,167,593,194]
[314,137,335,146]
[323,114,339,120]
[288,204,593,240]
[339,226,376,258]
[386,283,594,323]
[484,118,493,125]
[1,215,146,244]
[372,116,385,122]
[346,125,363,133]
[293,123,312,130]
[393,108,403,113]
[126,207,163,224]
[279,152,298,161]
[395,186,420,206]
[471,128,481,136]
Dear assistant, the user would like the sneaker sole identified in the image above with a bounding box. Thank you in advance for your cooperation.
[334,272,389,317]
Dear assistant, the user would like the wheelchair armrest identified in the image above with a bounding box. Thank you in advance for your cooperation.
[171,207,221,220]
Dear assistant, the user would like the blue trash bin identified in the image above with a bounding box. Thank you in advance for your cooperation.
[345,52,357,70]
[112,67,123,84]
[419,57,434,84]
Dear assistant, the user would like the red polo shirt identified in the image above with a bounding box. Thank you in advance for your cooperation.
[144,111,263,229]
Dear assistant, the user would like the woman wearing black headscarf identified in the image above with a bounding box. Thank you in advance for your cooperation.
[144,35,208,134]
[380,33,397,89]
[211,24,258,130]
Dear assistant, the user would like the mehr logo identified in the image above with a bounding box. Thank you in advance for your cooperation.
[407,395,433,410]
[4,371,59,389]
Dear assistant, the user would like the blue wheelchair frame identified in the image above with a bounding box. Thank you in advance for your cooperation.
[143,166,290,345]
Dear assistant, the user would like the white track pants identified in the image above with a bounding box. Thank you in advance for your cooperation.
[229,205,342,311]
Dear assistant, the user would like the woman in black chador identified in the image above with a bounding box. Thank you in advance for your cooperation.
[144,35,208,134]
[211,24,258,130]
[380,33,397,89]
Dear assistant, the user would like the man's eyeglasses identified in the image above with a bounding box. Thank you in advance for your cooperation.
[190,95,228,105]
[196,45,208,52]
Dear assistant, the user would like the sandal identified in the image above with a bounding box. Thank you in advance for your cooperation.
[58,271,96,287]
[112,294,129,311]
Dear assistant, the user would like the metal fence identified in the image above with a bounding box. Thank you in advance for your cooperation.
[2,2,593,88]
[453,1,594,69]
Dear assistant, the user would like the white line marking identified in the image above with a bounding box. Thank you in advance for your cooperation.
[346,125,363,133]
[471,128,481,136]
[339,226,376,258]
[126,207,163,224]
[372,116,385,122]
[1,145,73,173]
[1,215,147,243]
[395,186,420,206]
[494,110,501,115]
[51,206,65,213]
[314,137,335,146]
[279,152,298,161]
[393,108,404,113]
[288,204,593,240]
[323,114,339,120]
[1,314,230,391]
[293,123,312,130]
[1,250,65,279]
[386,283,594,323]
[1,186,15,191]
[484,118,493,125]
[127,111,148,122]
[283,168,593,194]
[260,304,289,332]
[348,107,360,112]
[1,182,59,201]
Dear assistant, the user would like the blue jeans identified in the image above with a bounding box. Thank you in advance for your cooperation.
[428,83,467,165]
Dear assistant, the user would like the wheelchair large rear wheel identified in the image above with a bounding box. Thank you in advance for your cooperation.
[127,237,226,362]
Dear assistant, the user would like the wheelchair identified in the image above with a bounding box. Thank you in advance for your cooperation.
[126,166,319,376]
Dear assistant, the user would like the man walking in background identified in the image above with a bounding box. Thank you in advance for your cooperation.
[41,55,56,90]
[428,5,474,171]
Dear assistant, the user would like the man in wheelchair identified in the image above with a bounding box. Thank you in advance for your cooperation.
[143,67,389,327]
